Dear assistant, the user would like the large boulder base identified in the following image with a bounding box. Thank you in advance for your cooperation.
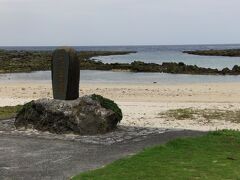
[14,95,122,135]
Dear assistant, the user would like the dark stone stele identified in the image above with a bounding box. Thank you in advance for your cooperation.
[52,47,80,100]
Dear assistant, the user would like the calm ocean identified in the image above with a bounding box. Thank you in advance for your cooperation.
[1,44,240,84]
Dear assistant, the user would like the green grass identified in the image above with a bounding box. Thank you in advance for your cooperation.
[160,108,240,123]
[72,130,240,180]
[0,105,23,120]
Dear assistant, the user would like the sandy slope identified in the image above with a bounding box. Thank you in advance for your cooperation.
[1,82,240,131]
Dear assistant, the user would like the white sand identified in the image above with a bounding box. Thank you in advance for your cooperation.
[1,82,240,131]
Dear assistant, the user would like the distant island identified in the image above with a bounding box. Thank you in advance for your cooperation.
[183,49,240,57]
[1,49,240,75]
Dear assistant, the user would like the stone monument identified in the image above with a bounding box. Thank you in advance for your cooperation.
[14,47,123,135]
[52,47,80,100]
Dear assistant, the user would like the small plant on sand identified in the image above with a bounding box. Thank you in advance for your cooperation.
[160,108,240,123]
[161,108,195,120]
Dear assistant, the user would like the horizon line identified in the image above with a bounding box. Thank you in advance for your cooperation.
[1,43,240,47]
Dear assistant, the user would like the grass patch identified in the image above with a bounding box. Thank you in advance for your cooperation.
[72,130,240,179]
[160,108,240,123]
[161,108,195,120]
[0,105,23,120]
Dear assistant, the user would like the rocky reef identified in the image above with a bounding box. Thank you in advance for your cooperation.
[14,95,122,135]
[1,49,240,75]
[131,61,240,75]
[183,49,240,57]
[0,49,136,73]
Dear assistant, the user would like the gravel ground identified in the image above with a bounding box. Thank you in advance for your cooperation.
[0,119,205,180]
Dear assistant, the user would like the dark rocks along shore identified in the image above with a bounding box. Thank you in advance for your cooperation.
[1,49,240,75]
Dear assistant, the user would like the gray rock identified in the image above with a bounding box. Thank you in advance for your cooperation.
[14,95,122,135]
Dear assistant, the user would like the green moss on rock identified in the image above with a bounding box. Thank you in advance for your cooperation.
[17,101,33,114]
[91,94,123,122]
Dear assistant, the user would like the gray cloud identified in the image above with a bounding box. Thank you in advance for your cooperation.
[0,0,239,46]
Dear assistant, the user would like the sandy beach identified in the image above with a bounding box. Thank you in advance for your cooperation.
[1,82,240,131]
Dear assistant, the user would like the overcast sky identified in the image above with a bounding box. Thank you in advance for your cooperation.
[0,0,239,46]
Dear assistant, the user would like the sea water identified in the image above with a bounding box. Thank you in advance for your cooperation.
[0,44,240,84]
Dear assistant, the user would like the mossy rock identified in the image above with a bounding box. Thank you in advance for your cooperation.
[91,94,123,122]
[15,96,122,135]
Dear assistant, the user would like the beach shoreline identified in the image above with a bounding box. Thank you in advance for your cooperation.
[1,81,240,131]
[1,81,240,103]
